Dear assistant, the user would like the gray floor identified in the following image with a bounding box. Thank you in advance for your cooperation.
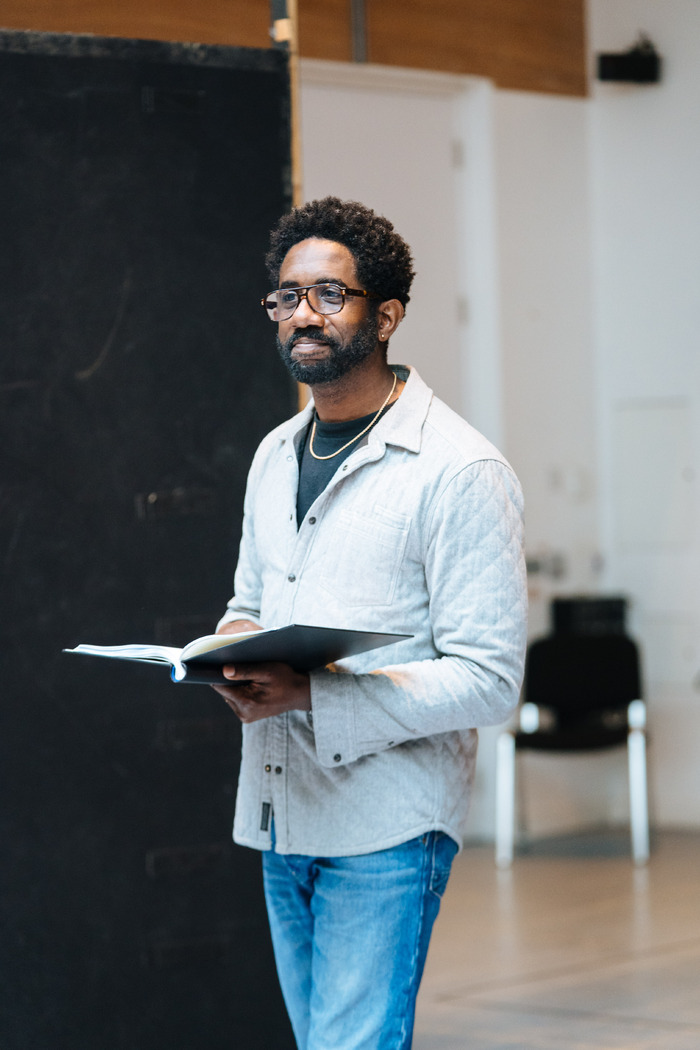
[414,829,700,1049]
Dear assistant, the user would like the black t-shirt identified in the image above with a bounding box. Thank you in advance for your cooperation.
[296,403,394,525]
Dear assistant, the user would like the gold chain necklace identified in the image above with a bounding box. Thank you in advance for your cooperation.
[308,371,398,461]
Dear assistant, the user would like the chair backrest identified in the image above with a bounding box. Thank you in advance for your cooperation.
[523,633,642,718]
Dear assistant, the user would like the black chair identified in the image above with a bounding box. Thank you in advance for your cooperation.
[495,633,649,866]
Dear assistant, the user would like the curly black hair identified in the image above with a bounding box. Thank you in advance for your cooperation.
[265,196,415,309]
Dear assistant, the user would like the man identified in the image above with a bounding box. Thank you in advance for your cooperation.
[213,196,527,1050]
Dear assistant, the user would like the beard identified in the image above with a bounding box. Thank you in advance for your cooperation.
[275,313,379,385]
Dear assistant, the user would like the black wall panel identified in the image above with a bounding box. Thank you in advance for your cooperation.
[0,30,296,1049]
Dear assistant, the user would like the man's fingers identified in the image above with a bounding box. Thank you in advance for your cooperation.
[211,662,310,722]
[222,661,283,682]
[212,680,261,722]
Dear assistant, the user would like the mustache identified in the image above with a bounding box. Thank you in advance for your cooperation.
[289,327,333,347]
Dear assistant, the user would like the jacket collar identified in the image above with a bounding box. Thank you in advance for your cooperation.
[276,365,433,455]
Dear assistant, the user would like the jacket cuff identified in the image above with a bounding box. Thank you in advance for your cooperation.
[309,669,358,767]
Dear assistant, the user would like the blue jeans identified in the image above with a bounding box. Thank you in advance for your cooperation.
[262,830,458,1050]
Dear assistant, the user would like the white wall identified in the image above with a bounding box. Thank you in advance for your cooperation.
[493,91,600,636]
[486,1,700,835]
[589,0,700,827]
[486,90,618,836]
[490,0,700,835]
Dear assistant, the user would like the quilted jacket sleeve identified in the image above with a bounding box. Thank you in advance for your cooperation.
[308,459,528,767]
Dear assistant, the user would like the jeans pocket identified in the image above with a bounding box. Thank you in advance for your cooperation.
[429,832,458,899]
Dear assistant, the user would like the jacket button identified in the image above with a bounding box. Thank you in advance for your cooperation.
[275,766,283,774]
[264,764,271,773]
[308,516,316,524]
[333,754,342,763]
[288,574,296,582]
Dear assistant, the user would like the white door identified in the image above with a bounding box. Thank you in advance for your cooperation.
[299,60,502,437]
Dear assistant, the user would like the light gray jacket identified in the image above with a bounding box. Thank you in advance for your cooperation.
[219,365,527,855]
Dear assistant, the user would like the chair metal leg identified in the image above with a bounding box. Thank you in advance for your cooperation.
[495,731,516,868]
[628,727,650,865]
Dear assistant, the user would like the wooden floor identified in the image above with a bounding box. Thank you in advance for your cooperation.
[414,829,700,1049]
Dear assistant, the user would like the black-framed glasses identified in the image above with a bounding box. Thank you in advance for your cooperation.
[260,283,380,321]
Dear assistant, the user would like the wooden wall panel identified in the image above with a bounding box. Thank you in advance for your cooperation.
[366,0,587,96]
[297,0,353,64]
[0,0,272,49]
[0,0,587,96]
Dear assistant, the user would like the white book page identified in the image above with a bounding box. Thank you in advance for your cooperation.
[65,643,182,666]
[179,630,264,661]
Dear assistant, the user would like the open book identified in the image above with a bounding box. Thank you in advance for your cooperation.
[63,624,410,684]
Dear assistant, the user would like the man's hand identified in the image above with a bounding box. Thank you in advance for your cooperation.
[212,662,311,723]
[217,619,263,637]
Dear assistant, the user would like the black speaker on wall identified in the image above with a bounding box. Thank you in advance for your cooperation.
[597,34,661,83]
[0,29,295,1050]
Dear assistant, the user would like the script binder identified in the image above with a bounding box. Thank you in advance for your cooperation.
[64,624,411,684]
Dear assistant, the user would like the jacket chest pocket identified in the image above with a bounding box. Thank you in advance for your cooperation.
[319,505,410,607]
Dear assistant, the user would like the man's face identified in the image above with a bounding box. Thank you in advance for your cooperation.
[274,238,379,385]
